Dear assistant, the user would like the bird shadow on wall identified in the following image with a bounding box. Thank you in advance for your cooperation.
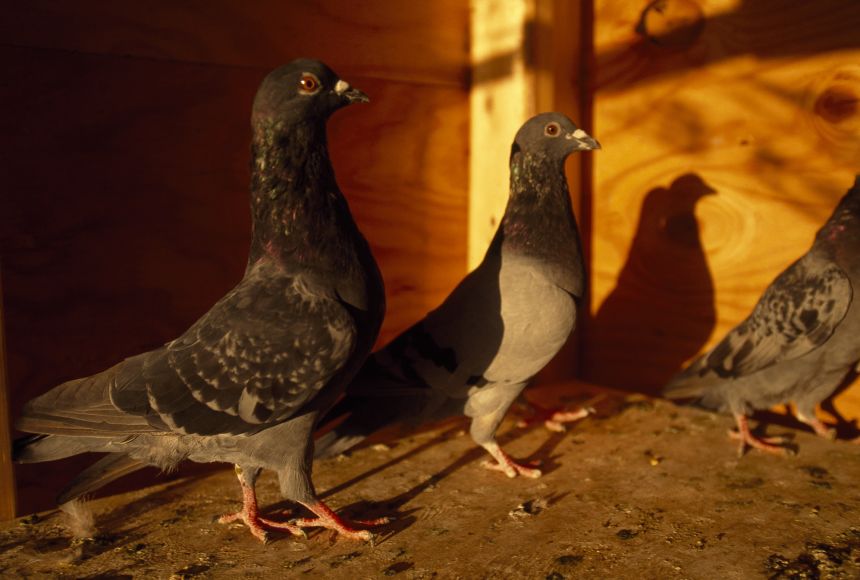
[584,173,717,395]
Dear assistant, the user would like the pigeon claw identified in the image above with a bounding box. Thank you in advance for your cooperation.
[517,401,595,433]
[481,453,543,479]
[292,501,389,542]
[728,429,793,457]
[729,414,796,457]
[218,510,305,543]
[801,417,837,440]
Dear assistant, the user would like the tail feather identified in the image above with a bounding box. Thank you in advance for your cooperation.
[663,354,731,413]
[662,354,713,400]
[662,377,707,400]
[14,434,108,463]
[315,395,406,458]
[315,352,435,458]
[57,453,146,504]
[16,362,156,437]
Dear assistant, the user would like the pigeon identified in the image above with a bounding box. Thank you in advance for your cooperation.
[315,112,599,478]
[13,58,387,542]
[664,175,860,456]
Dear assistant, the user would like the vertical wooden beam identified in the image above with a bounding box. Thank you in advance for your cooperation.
[469,0,535,269]
[0,265,17,520]
[469,0,589,260]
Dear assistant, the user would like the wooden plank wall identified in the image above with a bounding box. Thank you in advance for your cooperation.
[0,1,469,517]
[0,271,15,520]
[585,0,860,425]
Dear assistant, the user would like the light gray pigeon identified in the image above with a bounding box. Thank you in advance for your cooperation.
[14,59,387,542]
[664,175,860,456]
[316,112,599,478]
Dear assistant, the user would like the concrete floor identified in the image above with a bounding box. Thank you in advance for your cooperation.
[1,385,859,579]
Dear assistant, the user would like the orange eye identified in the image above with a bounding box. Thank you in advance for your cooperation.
[299,74,319,93]
[544,122,560,137]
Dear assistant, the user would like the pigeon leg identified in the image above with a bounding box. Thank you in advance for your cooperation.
[218,465,304,543]
[292,500,389,542]
[480,440,542,478]
[469,392,542,478]
[795,411,837,440]
[728,415,791,457]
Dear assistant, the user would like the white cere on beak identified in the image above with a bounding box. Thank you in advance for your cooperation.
[335,80,350,95]
[565,128,589,140]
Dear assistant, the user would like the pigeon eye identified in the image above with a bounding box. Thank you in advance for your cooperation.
[544,122,561,137]
[298,74,320,94]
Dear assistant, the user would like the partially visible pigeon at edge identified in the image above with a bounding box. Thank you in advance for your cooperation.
[315,113,599,478]
[14,59,387,542]
[664,176,860,455]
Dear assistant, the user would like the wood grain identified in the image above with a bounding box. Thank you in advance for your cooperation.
[0,268,16,520]
[0,1,468,87]
[587,0,860,430]
[1,31,468,514]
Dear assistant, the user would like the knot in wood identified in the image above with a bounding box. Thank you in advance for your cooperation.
[636,0,705,49]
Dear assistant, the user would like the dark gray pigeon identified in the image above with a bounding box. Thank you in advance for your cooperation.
[316,112,599,478]
[14,59,387,542]
[664,175,860,456]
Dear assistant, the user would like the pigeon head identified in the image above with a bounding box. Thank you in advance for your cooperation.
[819,174,860,243]
[510,112,600,162]
[252,58,368,127]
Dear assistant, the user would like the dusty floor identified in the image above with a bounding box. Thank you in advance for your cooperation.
[1,384,859,579]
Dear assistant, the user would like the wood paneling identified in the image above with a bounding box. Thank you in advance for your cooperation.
[1,3,469,516]
[1,1,468,87]
[586,0,860,428]
[0,270,15,521]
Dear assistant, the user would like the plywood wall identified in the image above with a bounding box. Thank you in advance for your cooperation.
[585,0,860,425]
[0,1,469,516]
[0,272,15,521]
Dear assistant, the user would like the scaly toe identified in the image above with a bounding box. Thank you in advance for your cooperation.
[519,466,543,479]
[482,459,518,478]
[550,408,591,423]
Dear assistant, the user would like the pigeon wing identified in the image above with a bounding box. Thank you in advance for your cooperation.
[699,254,851,380]
[138,264,357,436]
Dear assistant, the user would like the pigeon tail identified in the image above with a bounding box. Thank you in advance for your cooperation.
[13,433,109,463]
[663,363,729,413]
[662,381,709,401]
[57,453,147,504]
[314,394,410,458]
[12,434,47,462]
[662,354,718,401]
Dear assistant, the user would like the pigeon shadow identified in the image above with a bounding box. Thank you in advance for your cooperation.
[585,173,717,395]
[308,417,578,539]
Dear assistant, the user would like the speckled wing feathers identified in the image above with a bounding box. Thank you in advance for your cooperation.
[669,254,851,390]
[143,265,357,436]
[20,264,358,439]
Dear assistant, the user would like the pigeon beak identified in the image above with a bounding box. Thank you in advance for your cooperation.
[334,80,370,104]
[565,128,601,151]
